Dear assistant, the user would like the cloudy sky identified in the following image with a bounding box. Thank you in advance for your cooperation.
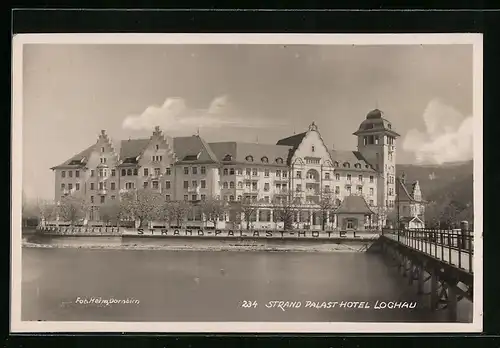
[22,43,473,200]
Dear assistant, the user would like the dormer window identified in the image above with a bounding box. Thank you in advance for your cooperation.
[334,161,339,167]
[246,155,254,162]
[261,156,269,163]
[365,165,370,169]
[276,157,283,164]
[388,123,392,129]
[354,163,361,169]
[343,162,350,168]
[223,154,232,161]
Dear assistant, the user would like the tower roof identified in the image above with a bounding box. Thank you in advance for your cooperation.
[353,109,400,137]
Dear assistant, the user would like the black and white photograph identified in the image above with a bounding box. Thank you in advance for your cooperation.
[11,33,483,333]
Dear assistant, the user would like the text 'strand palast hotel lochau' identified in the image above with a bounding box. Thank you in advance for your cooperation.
[51,109,425,230]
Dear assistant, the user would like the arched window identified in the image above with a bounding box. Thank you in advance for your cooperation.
[223,168,228,175]
[127,169,132,176]
[261,156,268,163]
[276,157,283,164]
[246,155,253,162]
[223,182,228,189]
[230,181,235,189]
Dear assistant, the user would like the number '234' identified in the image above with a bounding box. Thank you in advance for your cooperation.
[241,300,258,308]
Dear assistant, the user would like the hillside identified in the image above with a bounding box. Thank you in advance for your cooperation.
[396,160,474,226]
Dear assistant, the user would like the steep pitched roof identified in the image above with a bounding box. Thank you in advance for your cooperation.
[173,135,218,164]
[209,141,291,166]
[118,138,151,165]
[397,178,424,202]
[51,144,96,169]
[335,195,374,215]
[328,150,376,172]
[276,132,307,148]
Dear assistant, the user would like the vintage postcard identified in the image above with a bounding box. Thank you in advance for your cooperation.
[11,33,483,333]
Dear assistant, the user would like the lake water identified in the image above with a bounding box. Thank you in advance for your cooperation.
[21,244,473,323]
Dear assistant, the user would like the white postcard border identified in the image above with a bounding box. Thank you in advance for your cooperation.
[11,33,483,333]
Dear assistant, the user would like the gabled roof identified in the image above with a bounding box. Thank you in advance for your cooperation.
[51,144,96,169]
[328,150,376,172]
[173,135,218,164]
[335,195,374,215]
[209,141,291,166]
[118,138,151,166]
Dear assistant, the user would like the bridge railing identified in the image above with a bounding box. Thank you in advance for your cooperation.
[382,228,474,274]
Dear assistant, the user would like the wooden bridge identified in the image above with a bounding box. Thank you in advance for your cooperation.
[379,225,474,322]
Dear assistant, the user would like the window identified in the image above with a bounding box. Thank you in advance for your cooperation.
[126,169,132,176]
[165,195,171,201]
[192,167,198,175]
[144,168,149,177]
[354,163,361,169]
[143,182,148,188]
[156,144,159,151]
[325,172,330,180]
[282,171,288,178]
[230,195,235,201]
[325,185,330,192]
[296,184,302,192]
[238,181,243,188]
[110,182,115,190]
[125,182,134,189]
[121,169,126,176]
[369,188,374,196]
[90,170,95,177]
[358,175,363,181]
[223,168,228,176]
[335,173,340,180]
[90,183,95,190]
[111,195,116,200]
[230,181,235,189]
[252,182,258,191]
[334,161,339,167]
[252,168,258,176]
[165,181,171,189]
[261,156,268,163]
[335,186,340,194]
[296,171,302,179]
[370,175,374,183]
[238,195,242,201]
[99,182,104,190]
[90,196,94,203]
[61,183,65,190]
[246,155,254,162]
[347,220,354,229]
[276,157,283,164]
[100,196,105,204]
[110,169,115,177]
[75,183,80,191]
[201,180,206,189]
[370,199,374,206]
[201,166,206,175]
[237,168,242,175]
[183,181,189,189]
[68,171,73,178]
[311,145,315,152]
[264,196,270,203]
[201,194,206,201]
[264,183,270,191]
[152,181,159,189]
[192,180,197,187]
[246,168,251,176]
[101,147,105,153]
[347,174,351,181]
[343,162,350,168]
[357,186,363,194]
[74,170,79,178]
[246,182,251,189]
[100,157,107,164]
[184,195,188,201]
[192,195,197,201]
[276,170,282,177]
[133,169,138,176]
[184,167,189,175]
[346,186,351,195]
[223,182,228,189]
[230,168,235,175]
[223,195,228,201]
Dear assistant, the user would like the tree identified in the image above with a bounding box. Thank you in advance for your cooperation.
[200,197,227,229]
[120,188,162,227]
[234,197,259,230]
[317,189,336,231]
[99,200,123,226]
[166,200,191,227]
[36,199,57,222]
[271,195,299,230]
[59,194,88,225]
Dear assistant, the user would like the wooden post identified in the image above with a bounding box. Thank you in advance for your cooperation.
[447,283,458,322]
[430,271,438,310]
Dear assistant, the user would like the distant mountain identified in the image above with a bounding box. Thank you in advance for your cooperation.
[396,160,473,226]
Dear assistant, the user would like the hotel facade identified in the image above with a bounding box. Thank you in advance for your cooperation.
[51,109,425,230]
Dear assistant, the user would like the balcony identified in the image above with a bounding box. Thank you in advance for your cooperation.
[188,187,200,194]
[98,189,107,195]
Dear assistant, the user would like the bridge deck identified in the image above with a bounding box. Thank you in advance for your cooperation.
[383,231,473,274]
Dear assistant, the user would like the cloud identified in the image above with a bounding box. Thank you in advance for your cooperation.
[402,99,473,164]
[122,95,285,132]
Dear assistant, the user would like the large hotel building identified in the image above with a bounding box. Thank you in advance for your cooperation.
[51,109,425,230]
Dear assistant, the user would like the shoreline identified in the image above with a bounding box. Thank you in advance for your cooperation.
[21,241,368,253]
